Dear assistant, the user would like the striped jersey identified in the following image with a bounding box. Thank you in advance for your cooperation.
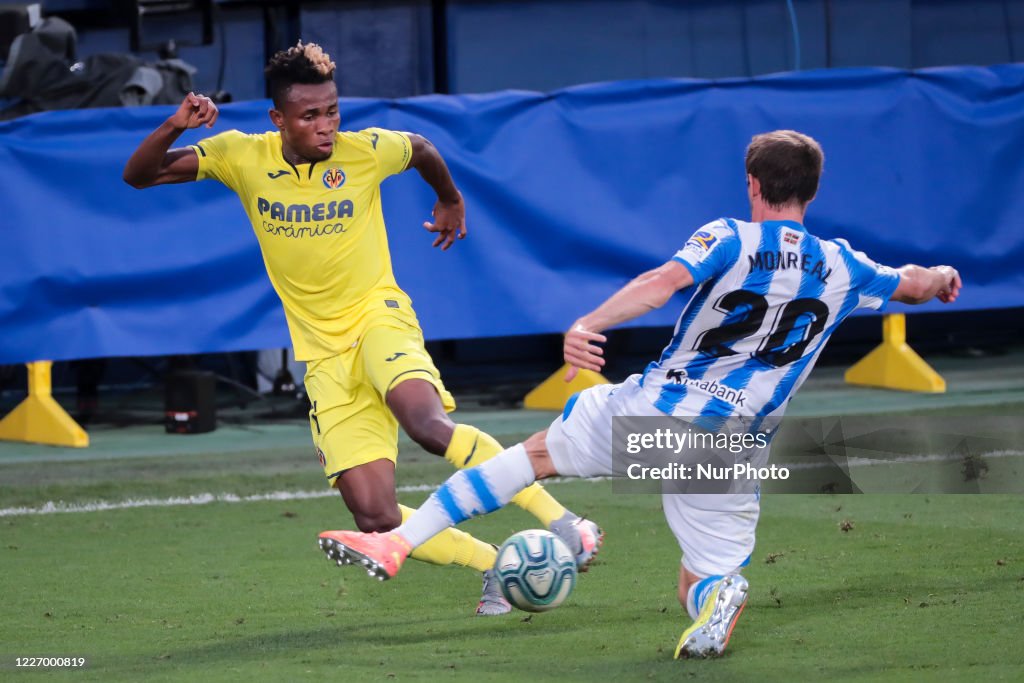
[640,218,900,426]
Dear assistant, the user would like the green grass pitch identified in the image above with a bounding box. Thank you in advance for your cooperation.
[2,428,1023,682]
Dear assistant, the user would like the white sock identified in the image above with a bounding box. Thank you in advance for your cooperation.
[685,582,700,620]
[687,574,725,619]
[397,443,536,548]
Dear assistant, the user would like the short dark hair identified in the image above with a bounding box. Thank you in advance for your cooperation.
[745,130,824,208]
[265,41,336,108]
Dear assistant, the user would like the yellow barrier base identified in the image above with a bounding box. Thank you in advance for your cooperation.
[524,364,611,410]
[0,362,89,447]
[844,314,945,393]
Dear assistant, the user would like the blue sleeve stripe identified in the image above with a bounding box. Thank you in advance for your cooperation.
[671,255,702,281]
[715,229,743,277]
[465,468,501,513]
[865,273,900,312]
[833,239,879,290]
[862,270,900,300]
[834,238,900,309]
[675,220,742,284]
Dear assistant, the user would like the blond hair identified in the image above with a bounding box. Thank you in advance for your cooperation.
[290,41,336,76]
[265,41,337,106]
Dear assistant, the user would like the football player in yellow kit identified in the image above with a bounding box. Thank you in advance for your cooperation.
[123,42,601,614]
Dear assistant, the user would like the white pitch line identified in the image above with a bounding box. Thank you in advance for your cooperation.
[781,448,1024,470]
[0,484,430,518]
[2,451,1021,518]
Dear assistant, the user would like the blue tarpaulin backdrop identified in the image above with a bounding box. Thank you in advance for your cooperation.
[1,66,1022,364]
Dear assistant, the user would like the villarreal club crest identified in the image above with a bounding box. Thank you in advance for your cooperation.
[322,167,346,189]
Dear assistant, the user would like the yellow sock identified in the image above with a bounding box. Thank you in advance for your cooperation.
[399,504,496,572]
[444,424,569,528]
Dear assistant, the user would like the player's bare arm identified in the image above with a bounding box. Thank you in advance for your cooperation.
[122,92,219,189]
[891,264,962,305]
[407,133,465,250]
[563,260,694,380]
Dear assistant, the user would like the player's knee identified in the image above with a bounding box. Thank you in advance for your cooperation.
[404,414,453,455]
[353,507,402,533]
[524,430,558,479]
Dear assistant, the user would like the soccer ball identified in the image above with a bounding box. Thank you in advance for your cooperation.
[495,529,577,612]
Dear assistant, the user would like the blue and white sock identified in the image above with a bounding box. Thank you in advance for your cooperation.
[686,574,725,620]
[397,444,536,548]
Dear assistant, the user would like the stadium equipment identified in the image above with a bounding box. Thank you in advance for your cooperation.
[494,529,577,612]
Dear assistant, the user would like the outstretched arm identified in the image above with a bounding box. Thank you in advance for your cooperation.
[564,260,694,381]
[408,133,465,250]
[123,92,219,189]
[891,265,961,305]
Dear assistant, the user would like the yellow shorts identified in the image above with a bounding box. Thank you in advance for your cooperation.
[304,322,456,484]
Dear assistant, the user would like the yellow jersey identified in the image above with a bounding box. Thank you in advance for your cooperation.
[191,128,421,361]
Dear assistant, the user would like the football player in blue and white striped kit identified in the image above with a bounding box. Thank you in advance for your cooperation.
[319,130,962,659]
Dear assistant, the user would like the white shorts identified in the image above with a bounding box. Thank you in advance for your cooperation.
[545,374,760,578]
